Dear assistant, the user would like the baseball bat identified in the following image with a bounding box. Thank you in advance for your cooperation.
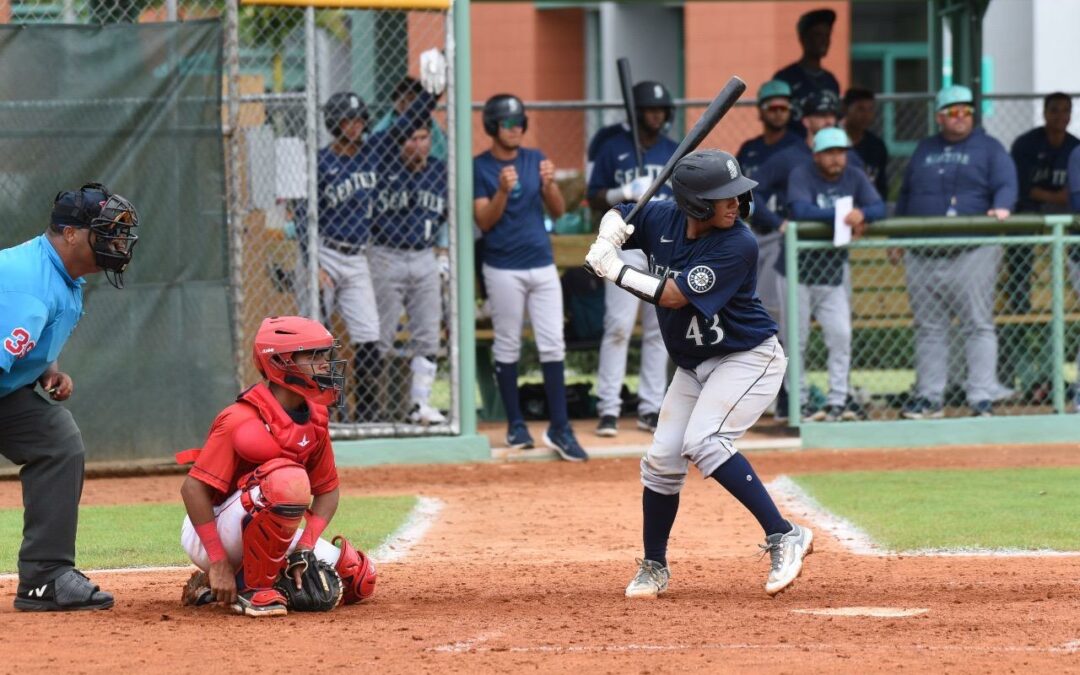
[584,75,747,276]
[616,57,644,172]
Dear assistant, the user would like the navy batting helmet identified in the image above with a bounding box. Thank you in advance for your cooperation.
[671,150,757,221]
[633,81,674,123]
[323,91,369,136]
[802,89,841,118]
[482,94,527,136]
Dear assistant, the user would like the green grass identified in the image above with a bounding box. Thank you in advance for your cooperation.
[792,467,1080,552]
[0,495,417,573]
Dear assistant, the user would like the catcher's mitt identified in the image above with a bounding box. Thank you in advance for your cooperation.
[275,549,343,612]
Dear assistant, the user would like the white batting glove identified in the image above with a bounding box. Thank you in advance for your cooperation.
[585,238,624,282]
[597,209,635,248]
[419,48,447,96]
[625,175,651,202]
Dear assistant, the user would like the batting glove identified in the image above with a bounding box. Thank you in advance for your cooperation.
[419,48,447,96]
[597,209,635,247]
[585,238,624,282]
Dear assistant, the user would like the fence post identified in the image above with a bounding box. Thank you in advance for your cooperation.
[1050,216,1067,414]
[303,7,320,322]
[784,220,801,425]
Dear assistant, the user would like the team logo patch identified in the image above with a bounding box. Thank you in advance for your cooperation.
[726,159,738,179]
[687,265,716,294]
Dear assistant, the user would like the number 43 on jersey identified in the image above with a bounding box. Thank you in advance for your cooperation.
[685,314,724,346]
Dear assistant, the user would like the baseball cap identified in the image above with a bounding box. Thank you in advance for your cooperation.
[936,85,974,111]
[803,89,842,117]
[798,8,836,36]
[757,80,792,104]
[813,127,852,153]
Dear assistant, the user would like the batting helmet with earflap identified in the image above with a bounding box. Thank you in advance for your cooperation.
[633,81,674,124]
[671,150,757,221]
[323,92,369,136]
[482,94,527,136]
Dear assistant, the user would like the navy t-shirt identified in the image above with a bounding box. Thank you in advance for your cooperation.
[1010,127,1080,214]
[852,129,889,199]
[736,129,805,179]
[773,62,840,129]
[473,147,553,270]
[587,126,678,199]
[617,200,777,369]
[751,141,864,233]
[370,157,447,249]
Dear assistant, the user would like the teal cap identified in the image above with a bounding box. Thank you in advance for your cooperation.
[757,80,792,104]
[813,127,851,153]
[936,85,974,111]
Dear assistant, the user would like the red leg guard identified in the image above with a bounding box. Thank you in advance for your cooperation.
[240,459,312,591]
[333,535,377,604]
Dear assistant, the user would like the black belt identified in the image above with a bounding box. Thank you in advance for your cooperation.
[321,238,364,255]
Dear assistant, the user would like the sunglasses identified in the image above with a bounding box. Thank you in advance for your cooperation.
[763,104,791,113]
[943,105,974,119]
[499,117,525,130]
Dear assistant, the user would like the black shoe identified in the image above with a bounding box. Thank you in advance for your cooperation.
[15,569,114,612]
[543,426,589,462]
[596,415,618,437]
[636,412,659,432]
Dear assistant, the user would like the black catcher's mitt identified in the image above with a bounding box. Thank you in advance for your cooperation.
[275,549,343,612]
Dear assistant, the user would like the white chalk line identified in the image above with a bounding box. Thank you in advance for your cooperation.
[769,475,1080,558]
[372,495,444,563]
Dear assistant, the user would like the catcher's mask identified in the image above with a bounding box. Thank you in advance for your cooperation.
[253,316,347,408]
[51,182,140,289]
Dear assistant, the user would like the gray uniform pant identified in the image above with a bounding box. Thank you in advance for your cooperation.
[1067,258,1080,396]
[0,385,85,585]
[368,245,441,356]
[640,336,786,495]
[904,245,1002,404]
[777,270,852,407]
[596,249,668,418]
[482,263,566,363]
[755,230,784,321]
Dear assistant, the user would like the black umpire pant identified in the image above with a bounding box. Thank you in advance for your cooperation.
[0,385,85,587]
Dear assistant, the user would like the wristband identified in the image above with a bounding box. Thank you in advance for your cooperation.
[194,521,227,563]
[615,266,667,305]
[297,513,329,550]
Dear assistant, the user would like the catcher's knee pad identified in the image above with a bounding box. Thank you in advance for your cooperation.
[332,535,376,604]
[239,458,312,590]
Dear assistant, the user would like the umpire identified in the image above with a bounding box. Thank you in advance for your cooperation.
[0,182,139,611]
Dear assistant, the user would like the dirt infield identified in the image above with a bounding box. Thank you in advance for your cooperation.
[1,444,1079,673]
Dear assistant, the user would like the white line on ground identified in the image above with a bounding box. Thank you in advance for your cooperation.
[792,606,929,618]
[426,640,1080,656]
[493,437,801,461]
[769,475,1080,558]
[0,565,193,582]
[372,495,444,563]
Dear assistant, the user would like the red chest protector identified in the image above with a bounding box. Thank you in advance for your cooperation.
[232,383,329,466]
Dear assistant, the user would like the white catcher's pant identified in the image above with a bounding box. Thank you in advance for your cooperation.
[180,487,342,572]
[596,249,668,417]
[482,263,566,363]
[640,336,787,495]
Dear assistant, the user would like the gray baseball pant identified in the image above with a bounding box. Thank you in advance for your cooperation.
[777,270,852,408]
[597,248,668,418]
[0,386,85,586]
[481,263,566,363]
[904,245,1002,404]
[755,230,784,321]
[368,245,442,356]
[640,336,786,495]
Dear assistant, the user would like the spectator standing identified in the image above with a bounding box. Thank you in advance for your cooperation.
[774,8,840,127]
[842,88,889,198]
[1065,144,1080,410]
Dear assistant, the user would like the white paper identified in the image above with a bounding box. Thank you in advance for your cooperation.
[833,195,854,247]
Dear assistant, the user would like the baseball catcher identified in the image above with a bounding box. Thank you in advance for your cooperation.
[177,316,377,617]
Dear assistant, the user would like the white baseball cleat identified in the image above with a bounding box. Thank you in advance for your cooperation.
[625,558,670,598]
[762,522,814,595]
[409,402,446,425]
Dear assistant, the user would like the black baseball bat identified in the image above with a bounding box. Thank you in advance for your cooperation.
[584,75,747,276]
[616,57,644,173]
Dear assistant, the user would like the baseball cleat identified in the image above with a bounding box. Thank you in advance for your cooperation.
[762,522,813,596]
[596,415,618,437]
[14,569,114,612]
[625,558,670,598]
[506,422,534,450]
[543,427,589,462]
[636,412,659,432]
[232,588,288,618]
[409,402,447,425]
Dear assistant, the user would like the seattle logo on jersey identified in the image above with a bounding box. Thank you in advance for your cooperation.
[323,171,377,210]
[371,188,446,216]
[686,265,716,294]
[614,164,668,187]
[3,327,36,359]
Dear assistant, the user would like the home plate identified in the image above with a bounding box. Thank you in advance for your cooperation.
[793,607,928,618]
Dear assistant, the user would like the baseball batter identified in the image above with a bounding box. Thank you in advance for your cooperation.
[586,80,677,437]
[474,93,588,461]
[0,182,138,611]
[368,123,448,425]
[178,316,376,617]
[585,150,813,598]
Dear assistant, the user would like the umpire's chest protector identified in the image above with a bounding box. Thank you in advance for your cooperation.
[233,383,329,464]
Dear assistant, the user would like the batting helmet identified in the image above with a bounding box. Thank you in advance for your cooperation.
[252,316,347,407]
[482,94,527,136]
[633,81,674,123]
[51,182,139,289]
[323,92,369,136]
[671,150,757,221]
[802,89,841,118]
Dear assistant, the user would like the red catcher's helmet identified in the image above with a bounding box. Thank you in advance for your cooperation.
[252,316,346,407]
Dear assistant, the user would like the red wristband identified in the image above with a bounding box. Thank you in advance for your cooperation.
[194,521,227,563]
[297,513,329,550]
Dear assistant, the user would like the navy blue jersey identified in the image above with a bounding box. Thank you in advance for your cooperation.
[617,201,777,369]
[772,63,840,123]
[370,157,447,249]
[586,125,678,199]
[852,129,889,199]
[1010,127,1080,213]
[587,122,629,162]
[751,141,864,233]
[1070,144,1080,211]
[473,147,553,270]
[897,128,1018,217]
[736,129,805,179]
[783,163,886,285]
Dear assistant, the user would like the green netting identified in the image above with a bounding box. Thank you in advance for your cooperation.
[0,20,229,460]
